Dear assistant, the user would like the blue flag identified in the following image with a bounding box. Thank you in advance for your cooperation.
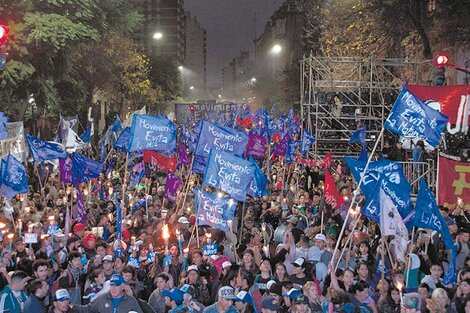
[99,182,106,201]
[25,134,67,162]
[384,85,448,147]
[115,192,122,244]
[413,179,456,283]
[0,155,29,199]
[345,157,412,222]
[193,120,249,174]
[203,149,255,202]
[194,187,238,232]
[349,127,366,145]
[300,130,316,156]
[74,186,88,223]
[286,140,299,164]
[80,126,91,143]
[358,144,368,162]
[273,134,290,157]
[247,157,269,199]
[113,127,130,152]
[111,116,122,132]
[128,114,177,153]
[0,112,8,140]
[71,152,104,185]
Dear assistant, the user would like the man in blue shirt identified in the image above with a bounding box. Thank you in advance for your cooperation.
[203,286,238,313]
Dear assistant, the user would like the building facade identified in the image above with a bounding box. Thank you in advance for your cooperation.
[184,12,207,97]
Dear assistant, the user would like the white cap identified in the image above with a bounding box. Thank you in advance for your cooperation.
[315,233,327,242]
[222,261,232,269]
[103,255,114,262]
[292,257,305,267]
[178,216,190,224]
[187,265,199,273]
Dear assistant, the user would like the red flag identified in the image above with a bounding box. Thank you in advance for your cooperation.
[324,170,345,210]
[236,116,253,128]
[321,151,332,168]
[438,155,470,206]
[143,150,177,172]
[272,132,281,143]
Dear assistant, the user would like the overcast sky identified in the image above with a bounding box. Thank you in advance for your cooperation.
[184,0,285,89]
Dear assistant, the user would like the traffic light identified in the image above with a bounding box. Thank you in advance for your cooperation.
[0,25,8,70]
[432,53,448,86]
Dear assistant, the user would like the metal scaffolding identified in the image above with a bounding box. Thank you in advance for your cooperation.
[300,55,431,157]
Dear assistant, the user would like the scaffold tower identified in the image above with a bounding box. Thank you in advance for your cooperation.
[300,55,432,158]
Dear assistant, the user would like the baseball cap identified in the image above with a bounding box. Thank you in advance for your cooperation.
[53,289,71,302]
[261,296,280,310]
[218,286,237,299]
[180,284,195,298]
[73,223,85,232]
[235,290,254,305]
[294,294,309,304]
[268,282,283,296]
[162,288,184,305]
[222,261,232,269]
[292,257,305,267]
[110,274,127,286]
[287,216,299,225]
[282,288,302,299]
[315,233,327,242]
[103,255,114,262]
[66,236,80,246]
[178,216,190,224]
[187,264,199,273]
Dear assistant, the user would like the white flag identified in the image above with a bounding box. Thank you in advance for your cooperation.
[65,128,85,150]
[379,188,409,262]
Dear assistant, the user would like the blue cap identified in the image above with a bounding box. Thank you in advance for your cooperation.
[110,274,127,286]
[53,289,71,302]
[282,288,301,299]
[235,290,254,305]
[162,288,184,305]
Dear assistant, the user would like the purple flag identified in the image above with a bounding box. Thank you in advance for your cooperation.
[273,134,290,157]
[165,173,182,203]
[74,186,88,223]
[177,141,190,166]
[246,133,267,159]
[59,156,72,183]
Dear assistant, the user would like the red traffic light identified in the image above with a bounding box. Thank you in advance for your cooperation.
[434,53,449,68]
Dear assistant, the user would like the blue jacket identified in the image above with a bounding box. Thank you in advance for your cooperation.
[0,285,28,313]
[202,302,238,313]
[24,294,46,313]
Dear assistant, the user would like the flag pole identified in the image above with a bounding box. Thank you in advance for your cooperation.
[238,202,247,245]
[334,213,361,271]
[175,154,195,217]
[381,238,386,280]
[330,128,385,265]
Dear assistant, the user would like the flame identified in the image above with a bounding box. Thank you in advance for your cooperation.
[396,281,403,291]
[0,222,6,229]
[162,224,170,240]
[6,233,14,239]
[183,247,189,254]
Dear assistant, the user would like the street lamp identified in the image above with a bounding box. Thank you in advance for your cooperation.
[153,32,163,40]
[250,77,257,83]
[189,86,194,90]
[271,44,282,54]
[178,65,183,71]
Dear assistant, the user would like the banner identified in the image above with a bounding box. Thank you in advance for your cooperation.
[0,122,28,162]
[113,127,130,152]
[71,153,103,185]
[128,114,177,153]
[177,140,190,166]
[246,133,266,159]
[345,157,412,222]
[300,130,316,156]
[143,150,177,173]
[324,170,345,209]
[74,187,88,223]
[203,150,255,202]
[194,187,237,232]
[165,173,182,202]
[438,155,470,206]
[193,120,248,174]
[385,85,448,147]
[59,156,72,184]
[408,84,470,134]
[0,154,28,199]
[175,101,248,124]
[25,134,66,162]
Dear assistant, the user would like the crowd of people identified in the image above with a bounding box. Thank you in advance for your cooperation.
[0,135,469,313]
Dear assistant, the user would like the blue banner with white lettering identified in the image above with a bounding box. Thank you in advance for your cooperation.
[203,149,255,201]
[71,152,104,185]
[25,134,67,162]
[413,179,456,283]
[128,114,177,153]
[286,140,299,164]
[0,154,28,199]
[345,157,412,222]
[247,157,269,199]
[300,130,316,156]
[194,187,237,232]
[193,120,248,174]
[113,127,130,152]
[384,85,448,147]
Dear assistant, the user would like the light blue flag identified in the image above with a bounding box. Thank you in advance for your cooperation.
[286,140,299,164]
[111,116,122,132]
[413,179,457,284]
[0,154,29,199]
[193,120,248,174]
[385,85,448,147]
[358,144,368,162]
[194,187,238,232]
[25,134,67,162]
[349,127,366,144]
[71,152,104,185]
[345,157,412,222]
[247,157,268,199]
[203,149,256,202]
[300,130,316,156]
[128,114,177,153]
[113,127,130,152]
[0,112,8,140]
[80,127,91,143]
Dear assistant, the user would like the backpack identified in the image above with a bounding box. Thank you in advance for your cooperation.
[51,270,73,294]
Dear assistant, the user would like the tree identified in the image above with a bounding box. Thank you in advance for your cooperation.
[148,54,182,101]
